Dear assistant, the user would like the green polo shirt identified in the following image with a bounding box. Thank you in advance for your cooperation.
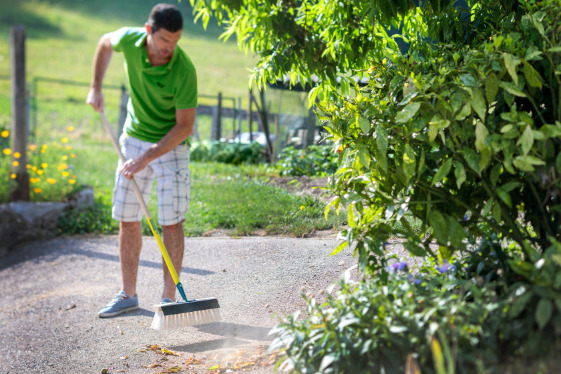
[110,27,197,143]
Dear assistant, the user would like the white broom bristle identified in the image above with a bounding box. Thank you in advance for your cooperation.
[151,302,222,330]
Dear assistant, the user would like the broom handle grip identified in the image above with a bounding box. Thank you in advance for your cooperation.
[99,112,186,300]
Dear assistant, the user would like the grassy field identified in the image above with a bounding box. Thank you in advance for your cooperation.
[0,0,346,237]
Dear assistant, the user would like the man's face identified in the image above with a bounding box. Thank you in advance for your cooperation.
[146,24,182,61]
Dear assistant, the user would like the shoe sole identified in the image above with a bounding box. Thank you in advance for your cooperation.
[98,305,139,318]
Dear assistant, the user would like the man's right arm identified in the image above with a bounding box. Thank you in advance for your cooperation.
[86,33,113,112]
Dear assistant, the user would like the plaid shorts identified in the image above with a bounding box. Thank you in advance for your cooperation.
[112,134,190,226]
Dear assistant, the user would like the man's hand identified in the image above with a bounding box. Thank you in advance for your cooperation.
[86,89,105,112]
[120,157,149,180]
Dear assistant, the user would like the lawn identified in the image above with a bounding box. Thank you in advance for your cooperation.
[0,0,346,237]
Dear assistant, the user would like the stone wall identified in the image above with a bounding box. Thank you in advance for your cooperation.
[0,187,95,257]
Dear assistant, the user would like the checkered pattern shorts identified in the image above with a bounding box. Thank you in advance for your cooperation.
[112,134,190,226]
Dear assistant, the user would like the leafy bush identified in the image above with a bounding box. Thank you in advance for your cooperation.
[324,1,561,274]
[274,145,338,177]
[57,192,118,235]
[190,140,264,164]
[271,266,504,373]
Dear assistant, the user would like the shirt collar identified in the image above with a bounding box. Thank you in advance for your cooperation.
[135,29,177,71]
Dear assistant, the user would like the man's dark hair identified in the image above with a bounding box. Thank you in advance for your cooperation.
[148,3,183,33]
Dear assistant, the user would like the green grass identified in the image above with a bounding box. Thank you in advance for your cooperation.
[0,0,344,237]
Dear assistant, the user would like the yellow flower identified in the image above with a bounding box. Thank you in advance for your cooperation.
[37,170,44,175]
[3,148,12,155]
[12,161,19,167]
[61,137,69,143]
[66,145,72,150]
[1,130,9,138]
[47,178,56,184]
[300,205,305,210]
[10,173,16,179]
[58,145,63,149]
[29,177,36,183]
[14,152,21,159]
[57,163,68,170]
[69,179,76,184]
[32,166,37,171]
[62,155,68,161]
[33,188,42,194]
[67,126,74,132]
[41,163,48,169]
[41,149,46,154]
[70,154,75,158]
[42,144,48,149]
[29,144,37,151]
[26,164,31,169]
[62,171,70,177]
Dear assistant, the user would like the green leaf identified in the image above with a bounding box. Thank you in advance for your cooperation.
[509,290,533,318]
[404,241,426,257]
[519,125,534,155]
[509,259,534,278]
[460,74,477,87]
[485,72,499,103]
[402,144,416,184]
[432,158,453,186]
[330,240,348,256]
[523,61,543,89]
[447,216,466,248]
[358,146,371,168]
[469,87,486,121]
[358,115,371,134]
[536,299,553,330]
[475,122,491,171]
[490,164,501,186]
[396,102,421,123]
[496,187,512,208]
[429,210,448,245]
[348,204,357,228]
[455,103,471,121]
[499,81,526,97]
[325,196,341,220]
[503,53,520,85]
[454,161,466,189]
[513,155,545,172]
[376,127,388,173]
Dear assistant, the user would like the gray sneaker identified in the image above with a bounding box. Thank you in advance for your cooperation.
[98,291,139,318]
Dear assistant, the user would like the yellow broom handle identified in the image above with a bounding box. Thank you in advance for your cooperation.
[99,112,181,286]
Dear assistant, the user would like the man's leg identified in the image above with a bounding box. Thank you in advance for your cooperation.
[119,221,143,297]
[161,221,185,301]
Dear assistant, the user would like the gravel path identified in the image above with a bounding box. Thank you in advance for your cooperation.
[0,234,361,374]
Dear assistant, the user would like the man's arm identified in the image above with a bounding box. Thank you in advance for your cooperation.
[86,34,113,112]
[120,108,196,179]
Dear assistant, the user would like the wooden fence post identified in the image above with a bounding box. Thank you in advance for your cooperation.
[211,92,222,140]
[118,84,129,138]
[10,25,29,201]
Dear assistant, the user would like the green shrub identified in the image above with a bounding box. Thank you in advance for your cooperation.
[274,145,338,177]
[271,265,504,373]
[190,140,264,164]
[57,192,118,235]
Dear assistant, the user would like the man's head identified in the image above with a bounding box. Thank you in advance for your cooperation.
[145,3,183,62]
[148,3,183,33]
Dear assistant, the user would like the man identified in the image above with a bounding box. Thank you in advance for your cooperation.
[86,3,197,317]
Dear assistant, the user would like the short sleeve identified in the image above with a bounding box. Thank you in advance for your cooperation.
[109,27,133,53]
[174,68,198,109]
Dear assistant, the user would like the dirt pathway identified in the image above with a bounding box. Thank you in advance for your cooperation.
[0,234,359,373]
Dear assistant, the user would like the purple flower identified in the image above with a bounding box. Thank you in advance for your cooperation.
[387,261,409,273]
[436,259,456,274]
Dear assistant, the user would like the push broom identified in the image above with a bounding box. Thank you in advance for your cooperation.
[99,111,221,329]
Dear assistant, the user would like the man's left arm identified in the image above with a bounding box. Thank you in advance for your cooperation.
[120,108,196,179]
